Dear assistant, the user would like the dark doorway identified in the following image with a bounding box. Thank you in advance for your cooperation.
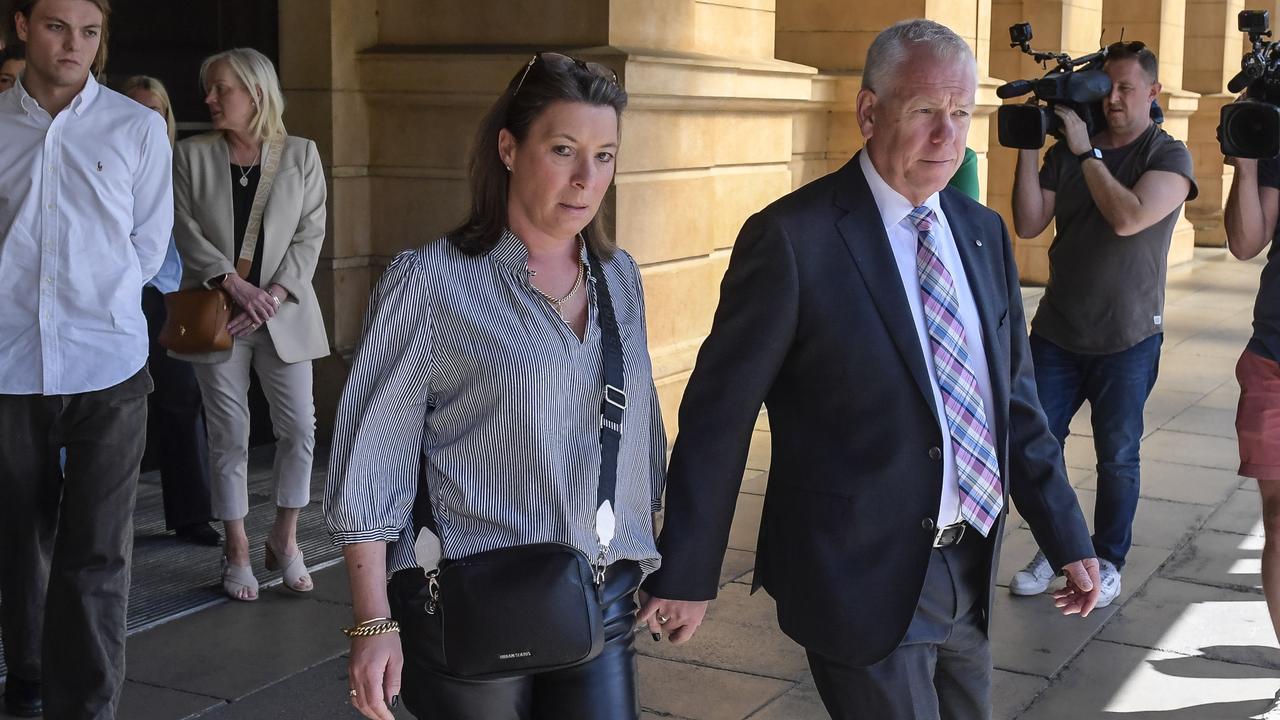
[1,1,277,130]
[105,0,279,136]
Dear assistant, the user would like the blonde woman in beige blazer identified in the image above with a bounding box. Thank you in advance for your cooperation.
[173,47,328,601]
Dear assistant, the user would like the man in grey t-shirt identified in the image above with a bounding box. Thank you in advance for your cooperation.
[1008,41,1197,608]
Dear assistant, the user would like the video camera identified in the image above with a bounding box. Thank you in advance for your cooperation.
[1220,10,1280,158]
[996,23,1112,149]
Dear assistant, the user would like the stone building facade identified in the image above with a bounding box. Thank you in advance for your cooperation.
[233,1,1280,430]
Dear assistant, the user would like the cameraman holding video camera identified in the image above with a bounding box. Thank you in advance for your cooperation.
[1220,7,1280,647]
[1009,41,1197,607]
[1223,142,1280,646]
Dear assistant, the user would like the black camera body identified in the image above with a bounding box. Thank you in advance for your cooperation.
[996,23,1112,149]
[1220,10,1280,158]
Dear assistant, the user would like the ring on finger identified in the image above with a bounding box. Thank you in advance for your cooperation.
[657,614,670,624]
[348,688,358,698]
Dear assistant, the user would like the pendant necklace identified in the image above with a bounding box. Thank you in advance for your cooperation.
[234,148,260,187]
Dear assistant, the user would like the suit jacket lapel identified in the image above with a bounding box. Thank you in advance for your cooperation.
[835,155,941,426]
[940,191,1010,454]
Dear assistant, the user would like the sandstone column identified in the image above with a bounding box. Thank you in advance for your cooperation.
[277,0,378,433]
[776,0,998,201]
[1184,0,1246,247]
[277,0,820,435]
[988,0,1103,283]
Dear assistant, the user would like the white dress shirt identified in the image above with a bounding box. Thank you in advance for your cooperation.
[858,151,997,527]
[0,75,173,395]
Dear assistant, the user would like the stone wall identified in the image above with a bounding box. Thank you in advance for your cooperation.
[279,0,1247,435]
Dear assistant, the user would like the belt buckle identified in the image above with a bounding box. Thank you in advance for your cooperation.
[932,522,965,548]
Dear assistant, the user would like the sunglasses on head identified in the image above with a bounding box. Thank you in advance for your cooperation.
[512,52,618,98]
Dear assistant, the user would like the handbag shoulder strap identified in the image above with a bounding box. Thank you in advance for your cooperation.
[234,136,285,279]
[587,244,624,559]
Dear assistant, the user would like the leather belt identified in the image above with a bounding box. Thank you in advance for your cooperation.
[932,522,967,548]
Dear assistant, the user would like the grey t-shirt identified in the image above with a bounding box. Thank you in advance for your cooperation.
[1031,123,1198,354]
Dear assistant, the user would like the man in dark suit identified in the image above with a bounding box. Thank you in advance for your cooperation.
[639,19,1101,719]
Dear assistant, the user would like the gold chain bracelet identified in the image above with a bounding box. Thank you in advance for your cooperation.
[341,617,401,638]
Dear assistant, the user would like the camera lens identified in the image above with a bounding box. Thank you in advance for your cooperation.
[998,104,1052,149]
[1221,101,1280,158]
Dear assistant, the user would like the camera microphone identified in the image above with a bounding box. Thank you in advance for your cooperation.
[1228,73,1252,94]
[996,79,1035,99]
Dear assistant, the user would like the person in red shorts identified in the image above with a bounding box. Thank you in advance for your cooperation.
[1225,153,1280,642]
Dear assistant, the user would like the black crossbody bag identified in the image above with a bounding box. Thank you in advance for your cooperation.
[403,248,628,680]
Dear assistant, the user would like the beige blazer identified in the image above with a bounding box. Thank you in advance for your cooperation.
[173,132,329,364]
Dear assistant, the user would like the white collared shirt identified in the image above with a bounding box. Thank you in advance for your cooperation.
[858,150,998,527]
[0,74,173,395]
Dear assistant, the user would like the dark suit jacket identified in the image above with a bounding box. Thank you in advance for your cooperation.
[643,152,1094,667]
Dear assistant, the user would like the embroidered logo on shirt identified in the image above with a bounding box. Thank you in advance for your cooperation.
[96,161,103,172]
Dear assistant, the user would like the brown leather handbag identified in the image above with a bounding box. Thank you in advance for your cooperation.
[159,137,285,354]
[159,286,234,353]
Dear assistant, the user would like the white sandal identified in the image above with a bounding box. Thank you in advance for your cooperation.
[221,555,259,601]
[264,541,313,593]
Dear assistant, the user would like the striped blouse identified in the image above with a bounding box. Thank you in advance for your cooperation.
[324,230,667,574]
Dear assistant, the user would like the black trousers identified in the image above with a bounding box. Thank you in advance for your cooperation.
[0,368,151,720]
[0,438,58,686]
[142,287,213,530]
[807,534,993,720]
[390,561,643,720]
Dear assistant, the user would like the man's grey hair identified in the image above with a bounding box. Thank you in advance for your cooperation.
[862,19,976,96]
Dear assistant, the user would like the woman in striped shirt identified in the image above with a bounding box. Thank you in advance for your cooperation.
[326,53,667,720]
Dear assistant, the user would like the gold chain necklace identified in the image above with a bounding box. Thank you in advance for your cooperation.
[529,259,585,315]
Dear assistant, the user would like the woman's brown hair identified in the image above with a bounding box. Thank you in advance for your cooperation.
[448,53,628,259]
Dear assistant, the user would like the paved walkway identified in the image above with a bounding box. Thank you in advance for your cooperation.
[22,248,1276,719]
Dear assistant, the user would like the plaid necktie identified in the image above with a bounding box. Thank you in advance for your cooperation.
[908,206,1003,536]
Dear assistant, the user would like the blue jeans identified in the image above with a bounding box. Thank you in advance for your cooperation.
[1029,332,1163,569]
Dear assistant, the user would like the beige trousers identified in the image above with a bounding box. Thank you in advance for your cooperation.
[192,328,315,520]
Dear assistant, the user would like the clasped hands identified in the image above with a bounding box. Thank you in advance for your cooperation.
[636,556,1102,644]
[222,274,290,337]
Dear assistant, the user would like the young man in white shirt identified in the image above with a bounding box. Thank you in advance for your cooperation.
[0,1,172,717]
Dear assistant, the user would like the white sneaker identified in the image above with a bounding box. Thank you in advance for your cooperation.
[1009,550,1055,596]
[1096,559,1122,608]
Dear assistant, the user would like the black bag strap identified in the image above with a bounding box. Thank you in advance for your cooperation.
[590,246,625,517]
[414,244,626,556]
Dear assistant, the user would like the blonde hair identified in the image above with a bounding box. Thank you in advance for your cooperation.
[199,48,286,142]
[120,75,176,146]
